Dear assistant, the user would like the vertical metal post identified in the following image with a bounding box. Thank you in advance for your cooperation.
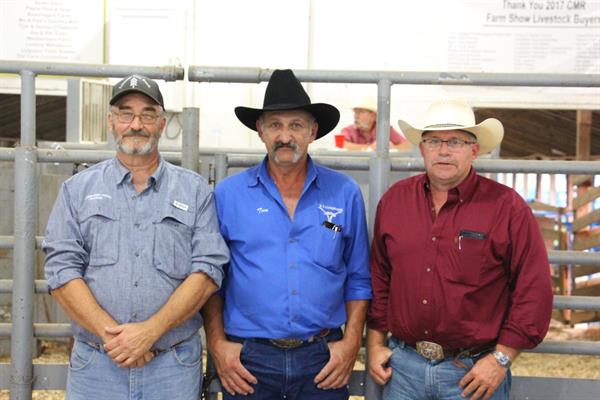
[11,70,38,400]
[181,108,200,173]
[368,80,392,233]
[214,154,228,185]
[364,80,391,400]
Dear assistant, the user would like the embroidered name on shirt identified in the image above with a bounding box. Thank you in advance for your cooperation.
[172,200,189,212]
[85,194,112,201]
[257,207,269,214]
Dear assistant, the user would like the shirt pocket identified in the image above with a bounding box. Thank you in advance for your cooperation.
[444,230,488,286]
[153,206,194,280]
[312,222,344,270]
[78,202,120,267]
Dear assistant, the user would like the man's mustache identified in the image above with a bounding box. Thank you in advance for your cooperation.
[433,158,457,166]
[273,142,298,151]
[122,129,151,138]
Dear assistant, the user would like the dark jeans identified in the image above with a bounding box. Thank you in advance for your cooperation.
[224,329,348,400]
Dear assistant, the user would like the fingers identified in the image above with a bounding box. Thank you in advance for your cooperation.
[315,360,351,389]
[461,378,498,400]
[368,364,392,386]
[314,359,335,385]
[218,363,256,395]
[367,345,393,386]
[104,325,124,335]
[212,340,257,396]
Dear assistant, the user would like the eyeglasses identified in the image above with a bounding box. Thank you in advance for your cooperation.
[113,110,161,125]
[421,138,476,151]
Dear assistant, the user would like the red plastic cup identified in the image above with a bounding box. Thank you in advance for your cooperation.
[334,134,345,148]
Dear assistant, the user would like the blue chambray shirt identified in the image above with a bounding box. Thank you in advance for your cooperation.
[43,157,229,349]
[215,156,372,340]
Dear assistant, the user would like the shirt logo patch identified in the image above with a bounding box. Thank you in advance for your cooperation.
[318,204,343,222]
[85,194,112,201]
[172,200,189,212]
[257,207,269,214]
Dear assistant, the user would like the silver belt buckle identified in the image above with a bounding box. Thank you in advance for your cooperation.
[416,341,445,361]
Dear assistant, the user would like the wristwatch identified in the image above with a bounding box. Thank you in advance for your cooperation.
[492,350,512,368]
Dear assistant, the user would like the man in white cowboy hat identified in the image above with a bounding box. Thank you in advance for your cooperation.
[339,96,409,150]
[202,69,372,399]
[366,99,552,400]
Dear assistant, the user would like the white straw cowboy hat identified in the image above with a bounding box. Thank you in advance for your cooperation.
[352,96,378,113]
[398,99,504,154]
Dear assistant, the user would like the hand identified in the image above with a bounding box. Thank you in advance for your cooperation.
[367,343,393,385]
[314,338,360,390]
[209,338,257,396]
[103,322,159,368]
[459,354,508,400]
[132,351,156,368]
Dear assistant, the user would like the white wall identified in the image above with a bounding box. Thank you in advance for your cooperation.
[1,0,599,148]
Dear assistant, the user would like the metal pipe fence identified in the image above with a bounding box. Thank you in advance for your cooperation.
[0,61,599,399]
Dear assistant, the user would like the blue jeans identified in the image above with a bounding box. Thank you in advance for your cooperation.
[383,337,511,400]
[224,330,348,400]
[66,335,201,400]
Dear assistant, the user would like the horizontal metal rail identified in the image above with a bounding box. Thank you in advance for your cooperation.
[188,66,600,88]
[1,236,597,265]
[1,148,599,175]
[0,279,48,294]
[548,250,600,266]
[0,323,71,338]
[0,60,184,81]
[553,295,600,311]
[0,319,598,355]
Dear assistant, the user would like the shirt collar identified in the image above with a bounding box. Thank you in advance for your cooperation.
[112,156,166,192]
[422,167,478,203]
[248,155,320,189]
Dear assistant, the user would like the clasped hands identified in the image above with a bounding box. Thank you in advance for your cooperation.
[102,321,160,368]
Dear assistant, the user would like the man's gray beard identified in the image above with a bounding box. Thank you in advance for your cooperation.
[117,137,157,155]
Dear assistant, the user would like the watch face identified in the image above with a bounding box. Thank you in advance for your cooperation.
[494,351,511,367]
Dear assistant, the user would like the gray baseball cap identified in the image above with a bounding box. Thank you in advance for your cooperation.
[110,74,164,109]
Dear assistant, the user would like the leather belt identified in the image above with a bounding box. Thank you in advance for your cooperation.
[406,340,494,361]
[82,339,185,357]
[231,328,340,350]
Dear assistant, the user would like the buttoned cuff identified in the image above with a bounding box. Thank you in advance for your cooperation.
[46,270,84,291]
[191,262,224,289]
[497,328,541,350]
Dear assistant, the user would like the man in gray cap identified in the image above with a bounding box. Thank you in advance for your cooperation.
[43,74,229,400]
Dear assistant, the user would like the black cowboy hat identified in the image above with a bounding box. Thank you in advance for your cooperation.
[234,69,340,139]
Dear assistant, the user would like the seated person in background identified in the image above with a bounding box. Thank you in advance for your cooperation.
[340,97,410,151]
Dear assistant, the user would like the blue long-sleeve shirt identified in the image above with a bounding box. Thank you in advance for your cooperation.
[43,157,229,349]
[215,156,371,340]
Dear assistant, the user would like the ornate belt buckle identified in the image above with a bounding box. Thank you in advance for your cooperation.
[270,338,303,349]
[416,341,445,360]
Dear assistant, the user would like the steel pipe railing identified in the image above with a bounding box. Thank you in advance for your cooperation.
[1,148,599,175]
[188,66,600,88]
[0,60,183,81]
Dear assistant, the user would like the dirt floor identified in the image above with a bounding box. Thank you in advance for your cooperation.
[0,323,598,399]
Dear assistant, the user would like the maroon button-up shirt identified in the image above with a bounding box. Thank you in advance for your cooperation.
[368,169,553,350]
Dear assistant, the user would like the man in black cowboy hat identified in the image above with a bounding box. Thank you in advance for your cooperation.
[202,69,372,399]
